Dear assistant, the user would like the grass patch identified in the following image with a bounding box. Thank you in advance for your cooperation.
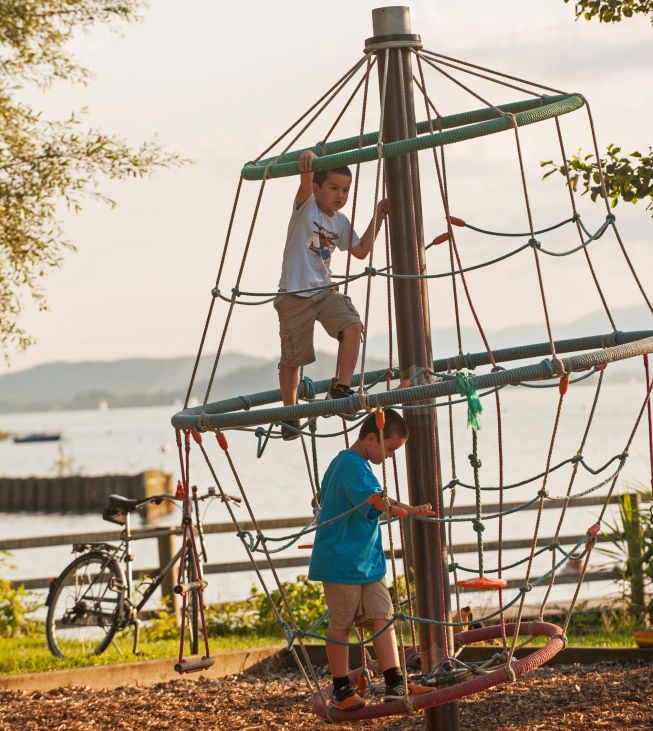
[0,631,284,677]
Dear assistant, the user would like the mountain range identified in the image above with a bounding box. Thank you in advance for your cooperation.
[0,304,650,413]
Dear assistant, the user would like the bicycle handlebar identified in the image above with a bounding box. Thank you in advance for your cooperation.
[135,488,241,508]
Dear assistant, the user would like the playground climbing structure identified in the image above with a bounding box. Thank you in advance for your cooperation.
[171,6,653,727]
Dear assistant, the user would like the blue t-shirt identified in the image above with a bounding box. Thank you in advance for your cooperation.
[308,449,385,584]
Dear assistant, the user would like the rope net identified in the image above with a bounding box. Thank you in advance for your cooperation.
[170,41,653,721]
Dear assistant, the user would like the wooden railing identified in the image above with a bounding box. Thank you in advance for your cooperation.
[4,493,642,604]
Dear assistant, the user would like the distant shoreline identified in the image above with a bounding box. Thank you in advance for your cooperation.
[0,369,642,415]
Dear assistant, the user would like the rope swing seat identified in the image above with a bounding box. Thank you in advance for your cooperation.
[171,8,653,724]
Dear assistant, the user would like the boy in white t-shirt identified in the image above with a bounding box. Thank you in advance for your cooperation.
[275,150,388,440]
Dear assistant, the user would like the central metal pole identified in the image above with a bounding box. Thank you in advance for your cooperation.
[368,7,460,730]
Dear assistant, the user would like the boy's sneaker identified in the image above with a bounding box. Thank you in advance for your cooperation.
[383,682,433,702]
[326,381,357,420]
[332,685,365,711]
[280,419,300,441]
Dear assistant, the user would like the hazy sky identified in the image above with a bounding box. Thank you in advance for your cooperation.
[6,0,652,372]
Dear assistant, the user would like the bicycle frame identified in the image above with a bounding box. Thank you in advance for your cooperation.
[120,511,190,616]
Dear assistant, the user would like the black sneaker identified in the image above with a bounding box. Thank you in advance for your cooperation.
[280,419,300,441]
[383,682,432,702]
[326,381,357,420]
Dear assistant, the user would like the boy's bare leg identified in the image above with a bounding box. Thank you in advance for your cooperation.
[326,627,350,677]
[370,619,400,671]
[335,322,362,386]
[279,365,300,406]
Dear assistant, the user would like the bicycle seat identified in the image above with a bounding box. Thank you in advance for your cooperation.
[103,494,143,525]
[108,494,141,512]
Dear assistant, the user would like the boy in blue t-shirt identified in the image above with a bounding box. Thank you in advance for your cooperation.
[308,409,433,711]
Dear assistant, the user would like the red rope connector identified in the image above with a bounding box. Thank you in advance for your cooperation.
[375,407,385,432]
[175,480,184,499]
[191,429,202,444]
[431,232,450,246]
[298,544,313,550]
[431,217,465,246]
[559,374,569,395]
[216,432,228,451]
[398,379,412,389]
[175,429,182,447]
[585,522,601,551]
[595,362,608,371]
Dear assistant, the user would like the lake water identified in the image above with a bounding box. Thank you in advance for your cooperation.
[1,376,651,613]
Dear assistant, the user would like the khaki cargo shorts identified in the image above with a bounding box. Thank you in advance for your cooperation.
[323,578,394,630]
[274,288,361,368]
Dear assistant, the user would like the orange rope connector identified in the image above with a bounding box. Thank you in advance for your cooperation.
[375,407,385,431]
[595,362,608,371]
[298,544,313,550]
[456,576,508,590]
[356,673,369,697]
[398,379,412,389]
[431,217,466,246]
[175,480,184,499]
[191,429,202,444]
[431,232,450,246]
[585,522,601,551]
[216,432,228,451]
[559,374,569,395]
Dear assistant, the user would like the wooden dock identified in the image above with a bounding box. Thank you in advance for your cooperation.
[0,470,172,514]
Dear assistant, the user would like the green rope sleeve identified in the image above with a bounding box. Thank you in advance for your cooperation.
[241,94,584,180]
[455,372,483,431]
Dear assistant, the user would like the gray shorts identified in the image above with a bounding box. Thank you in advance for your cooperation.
[323,578,394,631]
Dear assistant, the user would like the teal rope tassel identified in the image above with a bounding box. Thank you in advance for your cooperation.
[455,372,483,431]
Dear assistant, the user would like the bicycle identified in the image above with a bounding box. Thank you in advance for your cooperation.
[45,486,235,658]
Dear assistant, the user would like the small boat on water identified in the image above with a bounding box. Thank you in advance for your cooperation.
[13,432,61,444]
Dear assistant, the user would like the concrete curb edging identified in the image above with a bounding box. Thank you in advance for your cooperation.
[0,646,286,693]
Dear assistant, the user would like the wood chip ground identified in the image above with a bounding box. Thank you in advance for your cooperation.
[1,661,650,730]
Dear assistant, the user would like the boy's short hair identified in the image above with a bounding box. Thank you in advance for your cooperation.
[313,166,352,187]
[359,408,408,441]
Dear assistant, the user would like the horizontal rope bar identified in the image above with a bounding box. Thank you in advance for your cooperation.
[171,334,653,430]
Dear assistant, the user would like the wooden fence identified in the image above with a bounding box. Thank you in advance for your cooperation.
[3,493,646,612]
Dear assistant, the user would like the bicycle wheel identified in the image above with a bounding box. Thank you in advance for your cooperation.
[46,552,125,657]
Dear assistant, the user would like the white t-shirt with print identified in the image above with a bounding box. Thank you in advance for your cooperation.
[278,195,360,297]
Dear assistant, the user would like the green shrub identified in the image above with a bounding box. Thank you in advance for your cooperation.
[0,553,39,638]
[206,575,326,638]
[141,602,179,641]
[251,575,326,634]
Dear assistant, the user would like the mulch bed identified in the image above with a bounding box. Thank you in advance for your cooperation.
[1,661,651,730]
